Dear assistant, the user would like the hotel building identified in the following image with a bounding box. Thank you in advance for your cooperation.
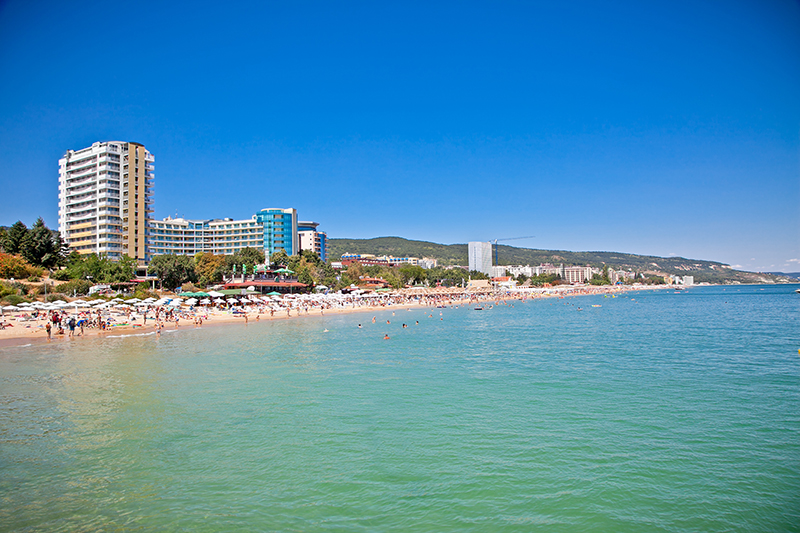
[58,141,154,265]
[150,216,264,256]
[298,221,328,262]
[468,241,493,275]
[150,208,306,262]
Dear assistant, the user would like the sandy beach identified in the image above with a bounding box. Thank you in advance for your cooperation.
[0,284,667,348]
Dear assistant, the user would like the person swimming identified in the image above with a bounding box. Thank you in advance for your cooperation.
[402,324,407,328]
[358,324,362,328]
[383,334,390,340]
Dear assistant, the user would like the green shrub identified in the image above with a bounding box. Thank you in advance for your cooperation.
[27,276,41,282]
[50,269,72,281]
[56,279,92,297]
[2,294,27,305]
[8,282,28,295]
[45,293,68,303]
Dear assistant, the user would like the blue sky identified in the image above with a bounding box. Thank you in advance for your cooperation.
[1,0,798,272]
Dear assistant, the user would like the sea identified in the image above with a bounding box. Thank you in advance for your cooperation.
[1,284,798,532]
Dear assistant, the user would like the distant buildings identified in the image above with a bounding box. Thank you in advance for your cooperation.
[340,254,437,269]
[468,241,492,275]
[58,141,154,265]
[563,266,593,284]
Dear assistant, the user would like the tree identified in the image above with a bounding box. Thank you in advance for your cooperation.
[298,267,314,286]
[398,265,426,286]
[148,254,197,290]
[468,270,489,280]
[270,250,290,267]
[2,221,28,255]
[20,218,62,269]
[195,252,226,286]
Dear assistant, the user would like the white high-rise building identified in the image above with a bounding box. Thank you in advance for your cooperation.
[468,241,492,275]
[58,141,154,265]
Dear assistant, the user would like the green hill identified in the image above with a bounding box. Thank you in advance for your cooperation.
[328,236,790,284]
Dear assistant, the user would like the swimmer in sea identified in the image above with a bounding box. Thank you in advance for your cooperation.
[358,324,362,328]
[384,334,390,340]
[402,324,407,328]
[372,316,376,323]
[387,320,390,324]
[416,320,419,325]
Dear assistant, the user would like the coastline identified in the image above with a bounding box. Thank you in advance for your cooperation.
[0,284,667,348]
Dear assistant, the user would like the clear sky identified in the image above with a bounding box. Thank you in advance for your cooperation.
[1,0,798,272]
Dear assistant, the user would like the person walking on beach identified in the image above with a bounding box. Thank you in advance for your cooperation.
[68,317,76,337]
[45,322,51,341]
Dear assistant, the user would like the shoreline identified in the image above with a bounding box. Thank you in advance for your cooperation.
[0,285,667,348]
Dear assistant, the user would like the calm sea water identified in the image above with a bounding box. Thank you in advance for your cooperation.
[1,285,798,532]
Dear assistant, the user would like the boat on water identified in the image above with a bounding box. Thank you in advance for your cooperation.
[796,289,800,294]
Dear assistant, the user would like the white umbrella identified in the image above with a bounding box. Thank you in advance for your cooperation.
[200,298,211,305]
[2,305,20,311]
[184,298,198,305]
[115,303,131,308]
[208,291,224,298]
[169,299,182,307]
[71,299,87,304]
[142,297,157,303]
[52,300,67,305]
[126,298,141,303]
[213,298,224,303]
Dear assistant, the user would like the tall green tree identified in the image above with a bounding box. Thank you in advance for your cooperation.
[148,254,197,290]
[20,218,62,268]
[270,250,290,267]
[2,221,28,255]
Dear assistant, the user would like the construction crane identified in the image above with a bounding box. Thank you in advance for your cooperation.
[493,236,536,266]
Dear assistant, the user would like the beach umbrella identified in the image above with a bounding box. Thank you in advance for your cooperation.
[207,290,224,298]
[266,291,282,296]
[52,300,67,305]
[274,268,294,274]
[115,303,131,308]
[2,305,20,311]
[126,298,141,303]
[213,298,224,304]
[169,299,183,307]
[184,298,198,305]
[200,298,211,305]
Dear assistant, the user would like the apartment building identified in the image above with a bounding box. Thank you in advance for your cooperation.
[298,221,328,262]
[468,241,493,275]
[58,141,154,265]
[150,216,264,256]
[151,208,306,261]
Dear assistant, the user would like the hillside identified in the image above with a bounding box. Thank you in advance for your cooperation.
[328,237,790,284]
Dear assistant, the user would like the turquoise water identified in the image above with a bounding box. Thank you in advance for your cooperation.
[1,285,799,532]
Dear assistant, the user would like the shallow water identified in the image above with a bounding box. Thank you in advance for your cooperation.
[1,285,799,531]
